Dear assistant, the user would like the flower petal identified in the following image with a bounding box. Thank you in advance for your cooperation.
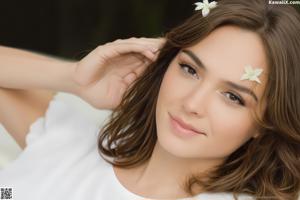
[202,7,210,17]
[244,65,253,73]
[240,74,249,80]
[254,69,263,76]
[209,1,217,9]
[253,77,261,84]
[203,0,209,5]
[194,2,205,10]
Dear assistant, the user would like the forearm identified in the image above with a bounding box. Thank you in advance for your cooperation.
[0,45,80,94]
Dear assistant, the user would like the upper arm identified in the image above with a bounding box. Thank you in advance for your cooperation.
[0,88,57,150]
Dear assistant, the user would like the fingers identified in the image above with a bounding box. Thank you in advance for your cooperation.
[130,53,152,66]
[122,60,149,87]
[95,42,157,62]
[114,37,165,52]
[123,72,137,86]
[97,37,165,62]
[135,63,148,75]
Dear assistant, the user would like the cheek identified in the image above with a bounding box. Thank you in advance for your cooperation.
[208,103,255,157]
[156,66,176,127]
[156,62,256,159]
[157,63,181,105]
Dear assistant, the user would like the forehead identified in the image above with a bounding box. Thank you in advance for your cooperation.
[186,25,268,101]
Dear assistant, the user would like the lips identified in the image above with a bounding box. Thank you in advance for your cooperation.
[169,113,206,136]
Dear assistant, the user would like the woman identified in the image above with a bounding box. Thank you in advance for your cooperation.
[0,0,299,200]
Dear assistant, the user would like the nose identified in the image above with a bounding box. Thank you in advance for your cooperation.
[182,85,211,117]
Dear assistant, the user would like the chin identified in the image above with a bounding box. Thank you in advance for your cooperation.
[155,116,199,159]
[156,135,200,159]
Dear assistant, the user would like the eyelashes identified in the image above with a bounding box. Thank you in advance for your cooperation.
[178,63,245,106]
[221,91,245,106]
[179,63,199,79]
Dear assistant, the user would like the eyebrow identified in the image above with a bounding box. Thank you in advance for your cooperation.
[181,49,258,102]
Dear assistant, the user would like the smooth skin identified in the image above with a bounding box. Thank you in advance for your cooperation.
[0,25,268,199]
[113,25,268,199]
[0,37,164,149]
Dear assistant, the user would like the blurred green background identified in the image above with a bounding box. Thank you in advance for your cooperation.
[0,0,299,59]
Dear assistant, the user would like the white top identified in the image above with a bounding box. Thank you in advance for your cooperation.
[0,93,254,200]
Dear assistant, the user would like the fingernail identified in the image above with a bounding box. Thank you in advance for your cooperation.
[149,47,158,53]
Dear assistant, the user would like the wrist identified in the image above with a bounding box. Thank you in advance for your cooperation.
[63,61,84,96]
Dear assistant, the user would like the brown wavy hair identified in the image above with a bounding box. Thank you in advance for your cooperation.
[97,0,300,199]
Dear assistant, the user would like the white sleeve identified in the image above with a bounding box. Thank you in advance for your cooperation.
[25,92,112,148]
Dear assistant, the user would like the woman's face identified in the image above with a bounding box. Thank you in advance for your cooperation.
[155,25,268,161]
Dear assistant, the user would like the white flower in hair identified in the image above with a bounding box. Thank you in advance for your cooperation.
[194,0,217,17]
[240,65,263,84]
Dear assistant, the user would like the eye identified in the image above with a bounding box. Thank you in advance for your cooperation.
[222,92,245,106]
[178,63,199,79]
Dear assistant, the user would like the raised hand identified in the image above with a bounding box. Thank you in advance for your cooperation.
[72,37,164,110]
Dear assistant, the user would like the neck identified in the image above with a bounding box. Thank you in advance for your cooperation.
[115,142,223,199]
